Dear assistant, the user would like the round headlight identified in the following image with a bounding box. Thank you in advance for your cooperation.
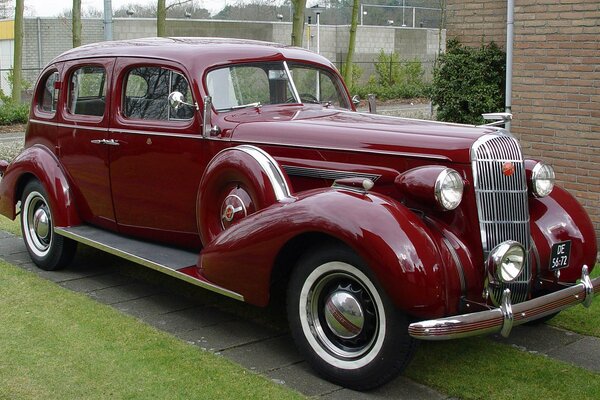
[434,168,464,210]
[488,241,525,283]
[531,162,555,197]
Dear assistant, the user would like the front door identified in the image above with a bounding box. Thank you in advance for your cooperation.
[108,58,206,248]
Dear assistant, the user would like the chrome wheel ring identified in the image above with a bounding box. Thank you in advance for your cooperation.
[299,261,386,370]
[23,191,53,257]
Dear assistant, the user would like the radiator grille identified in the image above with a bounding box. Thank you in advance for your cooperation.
[471,134,531,304]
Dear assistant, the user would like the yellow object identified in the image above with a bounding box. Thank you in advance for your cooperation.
[0,20,14,40]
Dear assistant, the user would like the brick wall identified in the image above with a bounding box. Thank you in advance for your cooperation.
[447,0,600,245]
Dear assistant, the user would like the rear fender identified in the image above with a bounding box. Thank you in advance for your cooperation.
[200,188,447,316]
[0,145,80,227]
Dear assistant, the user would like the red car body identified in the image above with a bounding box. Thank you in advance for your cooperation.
[0,38,597,389]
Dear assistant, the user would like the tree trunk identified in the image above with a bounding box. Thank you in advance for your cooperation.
[343,0,360,85]
[157,0,166,37]
[73,0,82,47]
[12,0,23,103]
[291,0,306,47]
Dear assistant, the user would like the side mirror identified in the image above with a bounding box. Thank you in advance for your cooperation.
[351,95,360,106]
[168,91,197,110]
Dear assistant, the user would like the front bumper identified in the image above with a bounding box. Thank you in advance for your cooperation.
[409,265,599,340]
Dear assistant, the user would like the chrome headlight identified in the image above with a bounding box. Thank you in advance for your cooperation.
[531,162,555,198]
[487,241,525,283]
[434,168,464,210]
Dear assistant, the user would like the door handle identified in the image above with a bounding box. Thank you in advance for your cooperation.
[90,139,120,146]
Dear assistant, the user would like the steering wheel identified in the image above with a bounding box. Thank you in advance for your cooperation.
[286,93,320,104]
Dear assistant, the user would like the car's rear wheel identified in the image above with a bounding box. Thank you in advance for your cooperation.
[21,180,76,270]
[287,245,416,390]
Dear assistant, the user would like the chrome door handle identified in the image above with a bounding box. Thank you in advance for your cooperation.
[90,139,120,146]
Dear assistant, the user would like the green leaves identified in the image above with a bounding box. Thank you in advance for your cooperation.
[430,39,506,125]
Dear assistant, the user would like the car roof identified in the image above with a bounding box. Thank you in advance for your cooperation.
[51,37,336,70]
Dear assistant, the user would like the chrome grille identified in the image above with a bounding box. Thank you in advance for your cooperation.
[471,134,531,304]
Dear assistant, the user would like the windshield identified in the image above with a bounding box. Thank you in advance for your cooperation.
[206,61,350,112]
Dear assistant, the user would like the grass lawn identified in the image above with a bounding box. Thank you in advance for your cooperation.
[406,337,600,400]
[549,266,600,337]
[0,260,304,400]
[0,214,20,236]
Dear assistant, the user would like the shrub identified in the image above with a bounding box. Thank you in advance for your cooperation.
[430,39,506,125]
[0,101,30,125]
[351,51,428,101]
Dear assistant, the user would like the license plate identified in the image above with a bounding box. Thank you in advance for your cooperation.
[549,241,571,271]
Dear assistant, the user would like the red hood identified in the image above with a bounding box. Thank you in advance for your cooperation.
[226,106,499,164]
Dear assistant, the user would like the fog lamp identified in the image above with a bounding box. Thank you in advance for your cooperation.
[487,241,525,283]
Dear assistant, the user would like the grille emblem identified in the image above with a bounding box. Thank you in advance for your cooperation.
[502,162,515,176]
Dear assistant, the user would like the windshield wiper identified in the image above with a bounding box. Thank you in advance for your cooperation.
[217,102,262,111]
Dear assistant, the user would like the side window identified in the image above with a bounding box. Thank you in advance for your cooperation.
[68,66,106,116]
[39,71,59,113]
[123,67,193,121]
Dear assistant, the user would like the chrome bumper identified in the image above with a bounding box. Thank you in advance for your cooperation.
[409,265,599,341]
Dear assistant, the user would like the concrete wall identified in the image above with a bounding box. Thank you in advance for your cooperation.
[447,0,600,245]
[21,18,104,85]
[14,17,444,88]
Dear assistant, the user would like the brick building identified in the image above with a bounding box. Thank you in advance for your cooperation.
[446,0,600,246]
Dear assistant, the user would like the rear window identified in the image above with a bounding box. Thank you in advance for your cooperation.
[68,66,107,117]
[39,71,59,113]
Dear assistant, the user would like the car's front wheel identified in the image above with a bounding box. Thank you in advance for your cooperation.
[21,180,76,270]
[287,245,417,390]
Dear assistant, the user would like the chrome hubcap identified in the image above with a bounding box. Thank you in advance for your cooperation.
[324,290,364,339]
[23,191,52,256]
[33,207,50,241]
[299,262,387,369]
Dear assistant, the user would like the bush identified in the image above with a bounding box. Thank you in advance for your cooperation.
[351,51,428,101]
[0,101,30,125]
[430,39,506,125]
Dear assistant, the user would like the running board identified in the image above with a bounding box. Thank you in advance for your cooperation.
[55,225,244,301]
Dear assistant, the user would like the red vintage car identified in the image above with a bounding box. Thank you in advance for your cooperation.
[0,38,597,390]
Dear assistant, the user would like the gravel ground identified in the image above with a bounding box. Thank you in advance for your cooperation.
[0,139,23,162]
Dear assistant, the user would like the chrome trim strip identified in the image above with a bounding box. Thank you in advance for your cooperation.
[110,128,203,139]
[232,139,450,161]
[54,227,244,301]
[30,119,110,132]
[236,145,292,200]
[408,267,600,341]
[342,109,497,129]
[283,61,301,103]
[283,165,381,182]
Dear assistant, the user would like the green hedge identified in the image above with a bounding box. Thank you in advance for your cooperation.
[0,101,29,125]
[430,39,506,125]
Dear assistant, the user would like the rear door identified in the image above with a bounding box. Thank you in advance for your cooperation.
[57,58,117,230]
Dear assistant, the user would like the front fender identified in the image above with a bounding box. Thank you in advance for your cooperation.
[530,185,597,283]
[0,145,80,227]
[200,188,447,316]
